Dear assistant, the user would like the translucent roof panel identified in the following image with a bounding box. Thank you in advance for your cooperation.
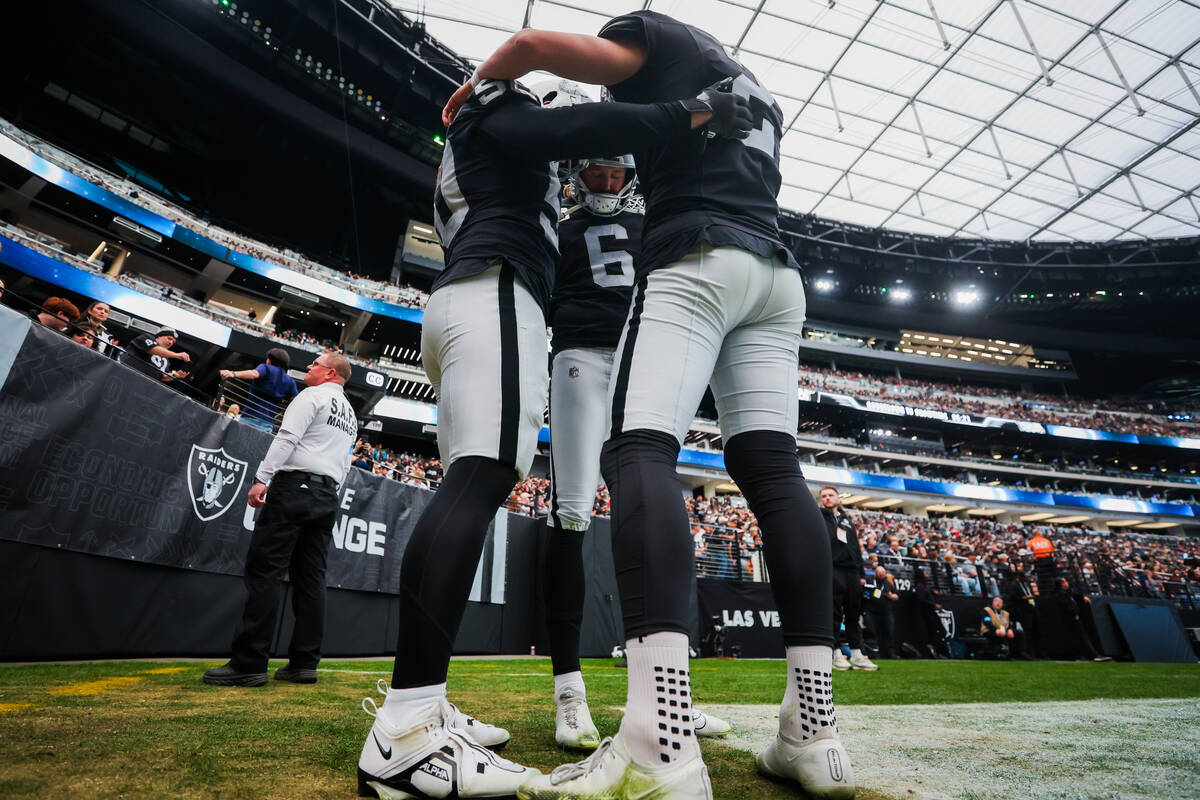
[390,0,1200,242]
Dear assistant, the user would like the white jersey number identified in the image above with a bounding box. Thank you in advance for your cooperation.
[584,224,635,288]
[731,73,779,162]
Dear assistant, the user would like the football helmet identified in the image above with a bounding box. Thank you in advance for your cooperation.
[570,154,638,217]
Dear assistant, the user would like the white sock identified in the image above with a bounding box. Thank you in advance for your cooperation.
[379,682,446,732]
[780,646,837,743]
[554,670,586,701]
[620,631,702,767]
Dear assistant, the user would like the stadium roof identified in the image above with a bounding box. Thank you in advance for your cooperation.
[389,0,1200,243]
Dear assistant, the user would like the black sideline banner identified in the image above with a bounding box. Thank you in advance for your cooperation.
[0,319,504,596]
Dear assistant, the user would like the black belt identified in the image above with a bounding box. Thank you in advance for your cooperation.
[278,471,337,488]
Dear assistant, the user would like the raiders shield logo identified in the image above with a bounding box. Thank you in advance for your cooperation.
[936,608,956,640]
[187,444,248,522]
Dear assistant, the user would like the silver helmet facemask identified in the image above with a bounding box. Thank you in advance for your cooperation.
[570,154,638,216]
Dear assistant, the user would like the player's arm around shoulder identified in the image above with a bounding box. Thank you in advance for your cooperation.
[443,30,646,125]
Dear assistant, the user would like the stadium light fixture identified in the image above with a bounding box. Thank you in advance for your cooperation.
[951,287,981,308]
[890,286,913,303]
[814,278,834,293]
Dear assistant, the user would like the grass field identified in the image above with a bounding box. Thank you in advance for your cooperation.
[1,657,1197,799]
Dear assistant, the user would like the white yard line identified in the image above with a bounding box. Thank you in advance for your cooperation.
[703,698,1200,800]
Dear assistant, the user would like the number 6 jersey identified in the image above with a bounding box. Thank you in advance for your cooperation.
[598,11,799,276]
[550,207,643,354]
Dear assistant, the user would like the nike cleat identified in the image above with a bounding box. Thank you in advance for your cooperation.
[358,692,537,799]
[554,687,601,751]
[369,679,511,751]
[518,735,711,800]
[445,700,512,750]
[692,709,731,738]
[757,729,855,799]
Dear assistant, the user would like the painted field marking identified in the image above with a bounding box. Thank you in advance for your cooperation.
[0,703,33,713]
[48,677,143,696]
[141,667,189,674]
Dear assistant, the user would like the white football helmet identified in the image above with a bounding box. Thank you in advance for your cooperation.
[531,78,593,109]
[570,154,638,217]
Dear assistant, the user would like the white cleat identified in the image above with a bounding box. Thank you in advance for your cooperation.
[445,700,512,750]
[357,693,537,799]
[692,709,731,738]
[369,680,512,750]
[831,651,851,671]
[555,687,601,751]
[757,730,855,799]
[518,735,711,800]
[848,653,878,671]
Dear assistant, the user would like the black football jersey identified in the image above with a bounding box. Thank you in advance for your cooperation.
[432,78,693,311]
[550,208,644,352]
[598,11,798,275]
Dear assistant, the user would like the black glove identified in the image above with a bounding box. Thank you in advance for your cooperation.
[679,88,753,139]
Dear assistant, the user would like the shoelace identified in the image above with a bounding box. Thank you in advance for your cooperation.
[693,710,707,730]
[558,693,583,729]
[550,737,614,785]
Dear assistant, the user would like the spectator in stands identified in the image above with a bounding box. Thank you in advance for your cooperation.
[0,277,5,300]
[32,296,79,333]
[863,565,899,659]
[219,348,298,432]
[83,301,118,356]
[980,596,1016,658]
[225,403,242,419]
[69,321,101,349]
[120,327,191,383]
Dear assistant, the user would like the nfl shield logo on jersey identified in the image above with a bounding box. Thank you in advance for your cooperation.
[187,444,248,522]
[569,366,580,378]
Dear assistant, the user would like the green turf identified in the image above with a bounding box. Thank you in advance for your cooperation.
[0,658,1196,800]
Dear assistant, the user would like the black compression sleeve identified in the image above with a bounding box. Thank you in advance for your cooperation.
[479,100,691,162]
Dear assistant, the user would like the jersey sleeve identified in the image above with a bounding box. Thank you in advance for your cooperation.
[476,98,691,162]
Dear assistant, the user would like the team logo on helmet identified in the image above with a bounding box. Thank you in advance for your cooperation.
[187,444,248,522]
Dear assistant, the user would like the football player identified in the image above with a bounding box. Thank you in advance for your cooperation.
[448,11,854,800]
[543,150,732,750]
[355,74,752,800]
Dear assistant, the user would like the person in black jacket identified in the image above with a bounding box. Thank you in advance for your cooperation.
[1053,577,1112,661]
[819,486,877,670]
[913,568,950,659]
[1004,564,1040,659]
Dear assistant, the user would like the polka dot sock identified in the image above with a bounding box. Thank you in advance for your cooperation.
[620,631,702,767]
[780,646,837,743]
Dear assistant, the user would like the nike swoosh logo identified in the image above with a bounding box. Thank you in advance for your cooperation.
[373,731,392,760]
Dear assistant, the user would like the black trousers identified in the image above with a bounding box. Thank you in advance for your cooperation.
[831,567,864,650]
[231,472,338,672]
[866,608,896,658]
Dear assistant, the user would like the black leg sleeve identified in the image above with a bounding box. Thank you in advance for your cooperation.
[391,457,518,689]
[542,521,587,675]
[599,429,693,639]
[723,430,833,648]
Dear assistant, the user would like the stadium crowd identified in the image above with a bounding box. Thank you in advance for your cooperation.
[345,444,1199,604]
[799,365,1197,438]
